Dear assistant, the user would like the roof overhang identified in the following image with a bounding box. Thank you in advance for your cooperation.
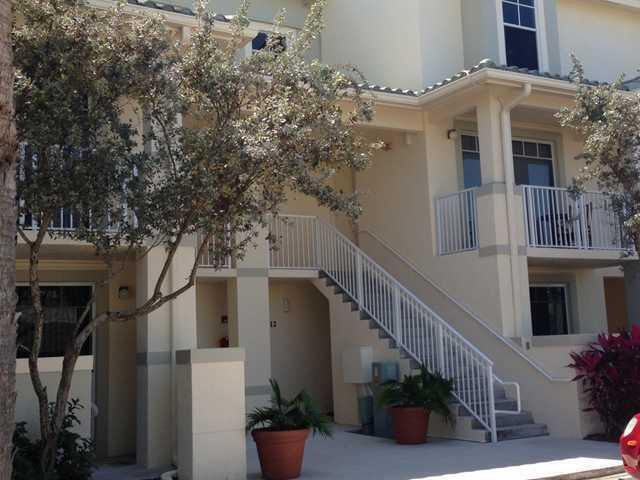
[370,68,583,110]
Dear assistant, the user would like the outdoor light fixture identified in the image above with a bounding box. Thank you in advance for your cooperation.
[447,129,459,140]
[118,286,130,300]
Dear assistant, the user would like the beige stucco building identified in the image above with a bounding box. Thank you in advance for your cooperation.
[15,0,640,474]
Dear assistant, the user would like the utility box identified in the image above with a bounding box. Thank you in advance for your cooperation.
[371,361,399,439]
[342,346,373,384]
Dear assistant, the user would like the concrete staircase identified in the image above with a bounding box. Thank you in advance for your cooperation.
[317,271,549,442]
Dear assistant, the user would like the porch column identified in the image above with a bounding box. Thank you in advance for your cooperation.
[475,94,523,337]
[136,244,198,468]
[227,228,272,411]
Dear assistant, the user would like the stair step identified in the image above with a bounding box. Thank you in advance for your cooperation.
[454,399,518,416]
[472,411,534,429]
[492,423,549,441]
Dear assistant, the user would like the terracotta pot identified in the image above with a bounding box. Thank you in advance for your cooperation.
[390,407,430,444]
[252,428,310,480]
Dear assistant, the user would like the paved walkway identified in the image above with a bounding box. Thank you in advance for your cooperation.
[247,426,623,480]
[94,426,624,480]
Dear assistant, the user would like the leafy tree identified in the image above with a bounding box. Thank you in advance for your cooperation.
[558,57,640,327]
[0,0,18,478]
[14,0,378,476]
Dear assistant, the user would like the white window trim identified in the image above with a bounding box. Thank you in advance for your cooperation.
[496,0,549,71]
[530,282,571,335]
[512,136,556,186]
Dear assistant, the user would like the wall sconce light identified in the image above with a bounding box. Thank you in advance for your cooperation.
[447,129,459,140]
[118,286,130,300]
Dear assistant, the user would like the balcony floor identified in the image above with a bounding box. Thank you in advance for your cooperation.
[527,246,636,268]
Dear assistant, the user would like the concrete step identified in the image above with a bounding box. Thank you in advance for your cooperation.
[453,398,518,416]
[472,411,534,429]
[492,423,549,441]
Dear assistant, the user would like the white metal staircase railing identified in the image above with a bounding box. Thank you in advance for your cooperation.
[269,214,498,442]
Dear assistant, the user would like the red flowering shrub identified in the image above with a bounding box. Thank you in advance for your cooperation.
[569,326,640,440]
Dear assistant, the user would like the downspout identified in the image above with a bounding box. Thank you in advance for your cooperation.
[499,83,531,337]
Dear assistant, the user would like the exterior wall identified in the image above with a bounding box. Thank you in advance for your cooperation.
[15,357,93,440]
[311,279,411,426]
[461,0,501,68]
[557,0,640,82]
[323,0,466,91]
[268,279,333,413]
[196,281,228,349]
[322,0,424,91]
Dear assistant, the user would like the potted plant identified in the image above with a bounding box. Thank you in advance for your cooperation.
[247,379,332,480]
[379,368,454,444]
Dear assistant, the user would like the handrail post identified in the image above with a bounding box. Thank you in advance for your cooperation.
[579,194,588,249]
[356,253,364,308]
[488,365,497,443]
[393,284,402,346]
[437,323,445,375]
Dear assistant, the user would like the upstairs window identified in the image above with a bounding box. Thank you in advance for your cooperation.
[460,134,482,189]
[502,0,539,70]
[252,32,286,54]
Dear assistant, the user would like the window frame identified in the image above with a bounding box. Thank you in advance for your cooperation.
[511,136,556,187]
[529,282,571,336]
[496,0,549,71]
[16,282,96,359]
[459,133,482,190]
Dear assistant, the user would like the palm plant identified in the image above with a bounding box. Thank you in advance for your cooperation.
[246,379,332,437]
[378,368,454,423]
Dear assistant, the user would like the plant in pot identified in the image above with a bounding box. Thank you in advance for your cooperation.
[379,368,454,445]
[247,379,332,480]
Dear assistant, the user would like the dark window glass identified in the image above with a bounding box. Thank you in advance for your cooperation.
[514,156,554,186]
[519,0,534,7]
[530,286,569,336]
[519,5,536,28]
[252,32,268,50]
[538,143,552,158]
[504,26,539,70]
[512,140,524,155]
[524,141,538,157]
[461,134,477,152]
[463,152,482,189]
[502,2,519,24]
[16,285,93,359]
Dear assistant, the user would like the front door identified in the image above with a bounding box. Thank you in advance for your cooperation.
[604,277,627,333]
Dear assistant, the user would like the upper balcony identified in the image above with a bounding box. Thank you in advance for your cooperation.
[436,184,634,265]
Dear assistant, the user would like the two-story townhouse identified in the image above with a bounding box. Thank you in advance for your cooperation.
[14,0,640,471]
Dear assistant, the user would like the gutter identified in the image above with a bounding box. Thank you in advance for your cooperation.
[499,83,532,338]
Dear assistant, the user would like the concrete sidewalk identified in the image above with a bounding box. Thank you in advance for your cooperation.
[246,426,623,480]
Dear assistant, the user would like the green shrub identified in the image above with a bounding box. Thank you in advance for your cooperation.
[246,379,332,437]
[13,399,96,480]
[378,368,454,423]
[569,327,640,440]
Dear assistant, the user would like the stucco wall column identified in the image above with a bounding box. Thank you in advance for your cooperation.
[136,245,198,469]
[228,228,272,411]
[475,94,519,336]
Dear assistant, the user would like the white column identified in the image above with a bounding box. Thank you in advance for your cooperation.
[228,228,272,411]
[176,348,246,480]
[136,245,198,468]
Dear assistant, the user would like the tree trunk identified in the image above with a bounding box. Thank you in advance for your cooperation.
[624,260,640,328]
[0,1,18,479]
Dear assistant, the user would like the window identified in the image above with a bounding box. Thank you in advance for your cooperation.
[530,284,569,335]
[16,285,93,359]
[502,0,538,70]
[460,134,482,189]
[512,139,553,186]
[252,32,286,53]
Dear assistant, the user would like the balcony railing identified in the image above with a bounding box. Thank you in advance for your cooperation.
[436,188,479,255]
[197,232,232,269]
[19,207,127,233]
[268,214,318,269]
[522,185,630,251]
